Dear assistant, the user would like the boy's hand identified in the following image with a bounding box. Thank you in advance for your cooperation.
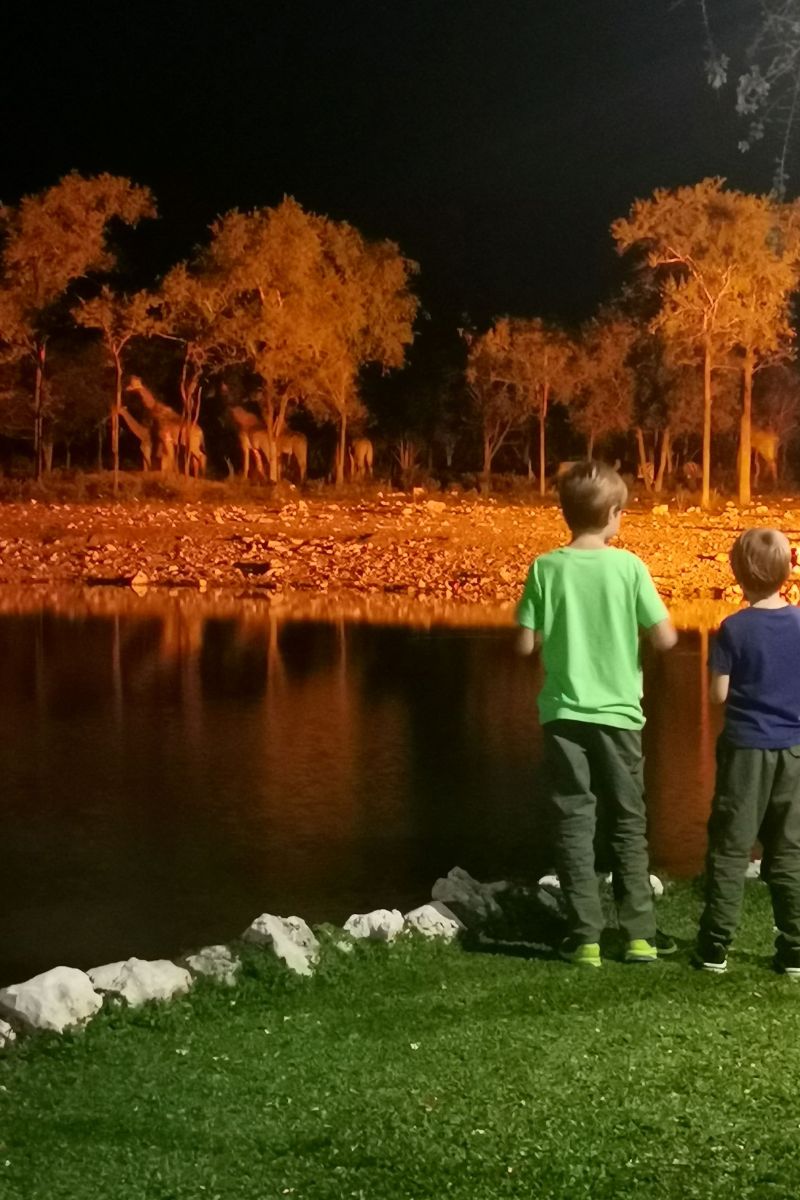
[709,671,729,704]
[646,618,678,652]
[516,627,540,656]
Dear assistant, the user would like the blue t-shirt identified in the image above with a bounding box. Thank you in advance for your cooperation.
[710,606,800,749]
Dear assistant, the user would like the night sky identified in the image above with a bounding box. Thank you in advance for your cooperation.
[3,1,767,327]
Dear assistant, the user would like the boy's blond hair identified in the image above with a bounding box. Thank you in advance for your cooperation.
[730,528,791,595]
[557,461,628,533]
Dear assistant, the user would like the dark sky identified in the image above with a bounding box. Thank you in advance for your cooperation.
[3,0,765,327]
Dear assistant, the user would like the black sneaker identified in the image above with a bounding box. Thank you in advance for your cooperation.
[774,946,800,978]
[654,929,677,957]
[694,940,727,973]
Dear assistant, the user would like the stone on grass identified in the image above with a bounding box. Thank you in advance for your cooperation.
[343,909,405,942]
[746,859,762,880]
[182,945,240,986]
[649,874,665,897]
[88,958,192,1006]
[242,914,320,976]
[404,902,464,941]
[0,1019,16,1048]
[538,874,561,891]
[431,866,508,925]
[0,966,102,1034]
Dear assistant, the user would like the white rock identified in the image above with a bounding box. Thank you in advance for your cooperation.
[0,1019,16,1048]
[343,909,405,942]
[0,966,102,1034]
[746,859,762,880]
[537,874,561,890]
[652,503,669,516]
[649,873,665,897]
[182,945,240,986]
[88,958,192,1006]
[404,903,464,941]
[242,914,320,976]
[431,866,506,922]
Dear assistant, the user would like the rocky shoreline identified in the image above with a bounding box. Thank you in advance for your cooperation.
[1,492,799,615]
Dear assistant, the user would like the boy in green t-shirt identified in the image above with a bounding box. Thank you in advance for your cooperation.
[517,461,677,967]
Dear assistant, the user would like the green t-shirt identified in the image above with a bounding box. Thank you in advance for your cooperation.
[516,546,668,730]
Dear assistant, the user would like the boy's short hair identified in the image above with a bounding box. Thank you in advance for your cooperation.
[557,461,628,533]
[730,528,791,594]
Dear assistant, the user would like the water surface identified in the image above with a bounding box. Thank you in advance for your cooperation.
[0,605,720,984]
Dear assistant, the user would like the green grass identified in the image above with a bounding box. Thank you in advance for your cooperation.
[2,883,800,1199]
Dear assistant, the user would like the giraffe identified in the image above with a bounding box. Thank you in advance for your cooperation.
[228,405,307,482]
[118,405,154,471]
[126,376,206,477]
[751,426,779,488]
[348,437,374,480]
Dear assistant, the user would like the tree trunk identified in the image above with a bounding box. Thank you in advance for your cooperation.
[112,348,122,493]
[654,427,671,494]
[702,338,712,509]
[33,341,47,480]
[635,427,652,493]
[483,432,493,483]
[587,433,595,459]
[538,388,548,497]
[738,347,754,506]
[97,425,104,471]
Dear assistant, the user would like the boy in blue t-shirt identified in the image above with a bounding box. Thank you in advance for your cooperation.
[697,528,800,975]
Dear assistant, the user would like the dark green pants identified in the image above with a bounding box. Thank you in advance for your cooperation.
[700,736,800,952]
[543,720,656,944]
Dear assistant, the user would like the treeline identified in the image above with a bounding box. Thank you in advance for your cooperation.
[1,173,799,505]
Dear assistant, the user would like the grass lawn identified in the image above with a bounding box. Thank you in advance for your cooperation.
[2,882,800,1199]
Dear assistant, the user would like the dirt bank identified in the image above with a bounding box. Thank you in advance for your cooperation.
[1,490,799,617]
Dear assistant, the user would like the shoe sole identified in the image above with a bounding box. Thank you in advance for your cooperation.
[700,961,727,973]
[558,952,602,968]
[625,954,658,964]
[776,965,800,979]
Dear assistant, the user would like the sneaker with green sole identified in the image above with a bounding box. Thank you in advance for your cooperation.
[559,939,602,968]
[625,938,658,963]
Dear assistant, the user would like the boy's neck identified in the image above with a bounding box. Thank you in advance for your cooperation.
[569,531,612,549]
[746,589,788,609]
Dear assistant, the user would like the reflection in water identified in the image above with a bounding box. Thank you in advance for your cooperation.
[0,608,721,985]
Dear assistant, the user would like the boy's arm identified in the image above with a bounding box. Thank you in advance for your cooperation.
[709,671,730,704]
[646,617,678,652]
[708,621,733,704]
[635,561,677,652]
[515,562,543,656]
[516,627,542,656]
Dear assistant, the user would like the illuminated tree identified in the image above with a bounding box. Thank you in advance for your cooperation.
[0,173,155,475]
[206,199,418,484]
[465,320,520,482]
[73,286,153,488]
[147,264,235,472]
[569,312,637,458]
[613,178,800,507]
[205,199,329,481]
[466,317,572,488]
[306,218,419,485]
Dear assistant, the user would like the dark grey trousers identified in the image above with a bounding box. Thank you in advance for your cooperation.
[543,720,656,944]
[700,736,800,952]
